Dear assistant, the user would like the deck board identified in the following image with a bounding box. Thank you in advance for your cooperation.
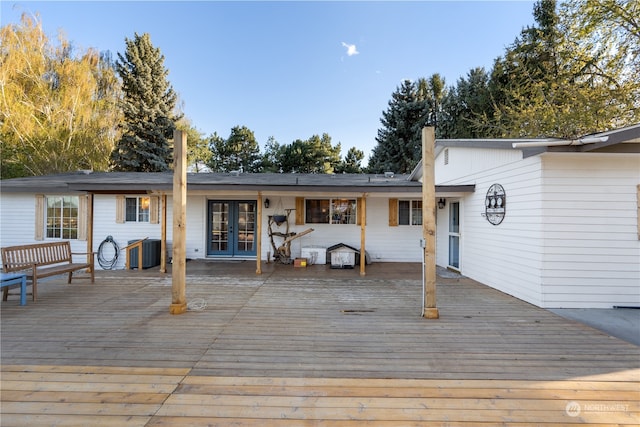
[1,262,638,425]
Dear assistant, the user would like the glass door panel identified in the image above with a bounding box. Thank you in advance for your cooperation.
[448,201,460,269]
[235,202,256,255]
[209,201,230,255]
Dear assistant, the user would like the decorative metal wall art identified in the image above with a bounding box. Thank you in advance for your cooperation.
[485,183,506,225]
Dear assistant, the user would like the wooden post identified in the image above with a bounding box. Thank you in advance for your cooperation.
[359,194,367,276]
[256,192,263,274]
[160,193,167,273]
[422,127,439,319]
[170,130,187,315]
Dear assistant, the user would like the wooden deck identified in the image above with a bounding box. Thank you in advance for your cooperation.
[1,261,638,426]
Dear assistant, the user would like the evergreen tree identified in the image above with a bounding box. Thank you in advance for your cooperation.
[335,147,364,174]
[280,134,341,173]
[176,119,210,172]
[261,136,285,173]
[208,126,261,172]
[439,67,494,138]
[368,80,427,174]
[110,33,178,171]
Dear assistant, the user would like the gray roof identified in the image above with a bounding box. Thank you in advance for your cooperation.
[0,171,424,194]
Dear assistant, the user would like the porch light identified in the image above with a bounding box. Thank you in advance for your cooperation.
[264,198,270,208]
[437,198,446,209]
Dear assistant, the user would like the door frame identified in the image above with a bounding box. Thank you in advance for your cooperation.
[447,200,461,271]
[206,200,257,257]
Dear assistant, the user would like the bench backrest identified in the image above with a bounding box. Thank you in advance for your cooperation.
[2,242,72,272]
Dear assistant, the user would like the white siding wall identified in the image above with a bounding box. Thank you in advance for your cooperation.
[539,154,640,308]
[1,191,433,270]
[92,194,164,270]
[261,196,422,263]
[0,193,91,263]
[90,193,424,268]
[436,147,523,184]
[436,150,546,307]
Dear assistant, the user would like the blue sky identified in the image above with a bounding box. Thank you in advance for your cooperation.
[2,1,536,162]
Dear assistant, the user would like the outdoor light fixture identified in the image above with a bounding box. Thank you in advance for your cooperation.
[264,198,270,208]
[437,198,446,209]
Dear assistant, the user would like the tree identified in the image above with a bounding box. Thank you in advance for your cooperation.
[368,79,427,174]
[335,147,364,173]
[207,125,261,172]
[439,67,494,138]
[261,136,285,172]
[110,32,178,171]
[558,0,640,127]
[0,14,122,178]
[418,73,447,132]
[488,0,639,138]
[175,119,210,172]
[280,134,341,173]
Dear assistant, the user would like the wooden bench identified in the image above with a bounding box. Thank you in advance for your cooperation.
[1,241,95,302]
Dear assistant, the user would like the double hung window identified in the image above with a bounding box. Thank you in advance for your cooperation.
[46,196,79,239]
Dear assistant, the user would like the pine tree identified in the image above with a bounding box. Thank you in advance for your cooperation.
[208,126,261,172]
[439,67,494,138]
[335,147,364,174]
[110,33,178,171]
[368,80,427,174]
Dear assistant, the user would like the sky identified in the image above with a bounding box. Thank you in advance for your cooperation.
[1,1,536,162]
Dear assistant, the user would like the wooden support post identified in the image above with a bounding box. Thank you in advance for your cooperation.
[256,192,263,274]
[160,193,167,273]
[360,194,367,276]
[170,130,187,315]
[422,127,439,319]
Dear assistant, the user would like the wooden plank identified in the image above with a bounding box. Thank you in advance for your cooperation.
[2,390,167,404]
[0,414,150,427]
[1,380,178,394]
[1,364,191,376]
[1,263,638,425]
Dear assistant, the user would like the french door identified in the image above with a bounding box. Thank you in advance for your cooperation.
[207,200,256,257]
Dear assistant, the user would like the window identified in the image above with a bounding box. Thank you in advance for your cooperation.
[46,196,78,239]
[398,200,422,225]
[305,198,357,224]
[126,197,150,222]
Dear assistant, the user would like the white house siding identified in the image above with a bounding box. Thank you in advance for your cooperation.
[261,195,423,263]
[92,194,164,270]
[0,192,91,264]
[436,150,546,307]
[539,153,640,308]
[0,190,434,270]
[436,147,523,184]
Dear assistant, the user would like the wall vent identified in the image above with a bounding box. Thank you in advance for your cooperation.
[444,148,449,165]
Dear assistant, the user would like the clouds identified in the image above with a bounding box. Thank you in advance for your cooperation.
[341,42,359,57]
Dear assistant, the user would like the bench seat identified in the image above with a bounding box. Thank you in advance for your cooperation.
[2,242,95,302]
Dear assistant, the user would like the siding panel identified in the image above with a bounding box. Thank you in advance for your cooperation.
[540,154,640,308]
